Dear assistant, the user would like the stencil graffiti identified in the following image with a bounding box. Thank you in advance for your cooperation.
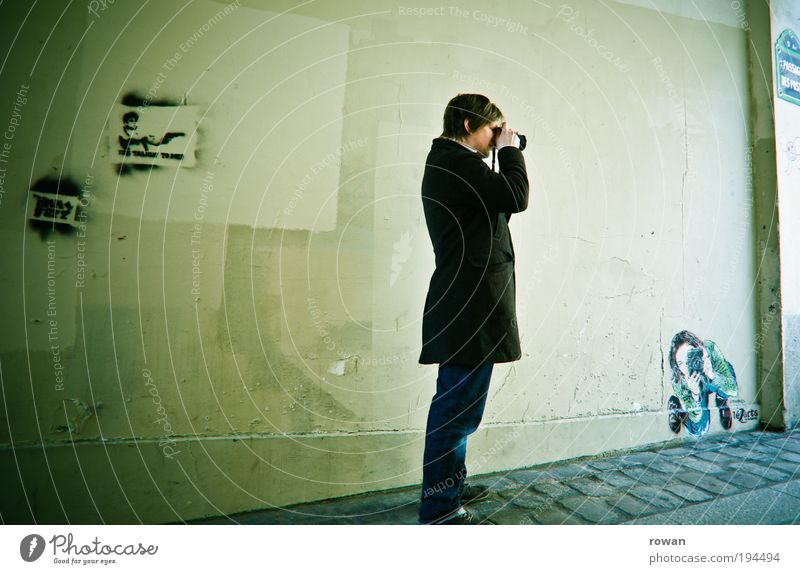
[27,177,85,238]
[666,330,740,436]
[29,192,78,226]
[110,104,198,169]
[119,110,185,156]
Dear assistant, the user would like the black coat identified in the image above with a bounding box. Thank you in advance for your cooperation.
[419,137,530,365]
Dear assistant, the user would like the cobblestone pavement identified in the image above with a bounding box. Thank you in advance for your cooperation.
[189,428,800,525]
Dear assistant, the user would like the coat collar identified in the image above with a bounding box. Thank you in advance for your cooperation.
[433,136,481,155]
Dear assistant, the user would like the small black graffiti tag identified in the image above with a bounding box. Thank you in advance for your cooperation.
[733,407,758,423]
[30,193,77,225]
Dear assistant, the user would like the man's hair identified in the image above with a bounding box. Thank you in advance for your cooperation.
[123,111,139,123]
[441,93,503,140]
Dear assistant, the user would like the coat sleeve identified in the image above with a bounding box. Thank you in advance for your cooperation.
[447,147,529,213]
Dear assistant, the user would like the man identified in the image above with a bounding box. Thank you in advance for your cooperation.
[418,93,529,524]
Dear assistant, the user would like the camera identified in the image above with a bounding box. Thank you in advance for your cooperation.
[492,126,527,151]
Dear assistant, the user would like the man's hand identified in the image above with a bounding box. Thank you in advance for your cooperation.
[496,122,520,149]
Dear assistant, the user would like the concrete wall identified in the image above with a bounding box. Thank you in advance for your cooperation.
[769,0,800,428]
[0,0,765,523]
[747,0,784,432]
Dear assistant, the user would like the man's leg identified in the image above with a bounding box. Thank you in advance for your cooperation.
[419,361,493,523]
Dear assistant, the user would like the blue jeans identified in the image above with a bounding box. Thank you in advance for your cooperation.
[419,362,493,523]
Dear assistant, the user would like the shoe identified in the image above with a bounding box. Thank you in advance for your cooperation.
[667,395,685,434]
[716,396,732,430]
[426,507,476,525]
[459,483,491,504]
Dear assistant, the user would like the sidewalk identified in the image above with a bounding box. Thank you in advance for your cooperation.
[189,428,800,525]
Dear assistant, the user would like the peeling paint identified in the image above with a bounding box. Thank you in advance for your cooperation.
[52,399,102,434]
